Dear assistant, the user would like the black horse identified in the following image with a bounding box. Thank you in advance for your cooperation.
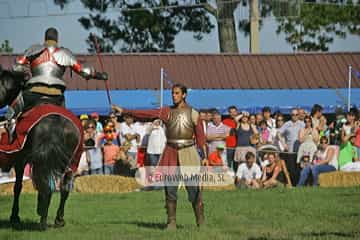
[0,66,82,230]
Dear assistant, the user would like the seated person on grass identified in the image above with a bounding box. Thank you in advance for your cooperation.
[235,151,262,189]
[261,152,292,188]
[297,136,337,186]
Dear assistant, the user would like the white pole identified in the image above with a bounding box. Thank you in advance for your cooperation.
[160,67,164,108]
[348,65,352,112]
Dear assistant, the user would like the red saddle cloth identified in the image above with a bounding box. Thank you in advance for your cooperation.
[0,104,84,172]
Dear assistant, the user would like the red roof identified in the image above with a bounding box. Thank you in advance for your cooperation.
[1,52,359,90]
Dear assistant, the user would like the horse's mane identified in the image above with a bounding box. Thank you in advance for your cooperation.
[0,68,22,108]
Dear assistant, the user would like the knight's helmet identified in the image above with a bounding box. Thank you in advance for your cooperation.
[45,27,58,43]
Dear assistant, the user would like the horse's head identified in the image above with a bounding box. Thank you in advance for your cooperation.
[0,65,23,109]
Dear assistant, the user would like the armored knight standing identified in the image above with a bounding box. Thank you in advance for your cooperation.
[112,83,207,229]
[5,27,108,142]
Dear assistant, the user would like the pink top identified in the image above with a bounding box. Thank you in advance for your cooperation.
[355,128,360,147]
[103,144,119,165]
[261,128,270,143]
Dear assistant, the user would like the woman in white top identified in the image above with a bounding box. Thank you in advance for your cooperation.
[297,116,319,164]
[297,136,337,186]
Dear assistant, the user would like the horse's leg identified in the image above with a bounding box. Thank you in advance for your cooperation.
[10,160,25,226]
[54,171,72,227]
[54,189,69,227]
[37,188,52,230]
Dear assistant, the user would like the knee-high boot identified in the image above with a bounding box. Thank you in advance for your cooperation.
[165,200,177,230]
[192,196,205,227]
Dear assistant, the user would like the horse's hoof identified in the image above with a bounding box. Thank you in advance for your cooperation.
[54,217,65,228]
[10,216,21,229]
[10,215,21,229]
[10,215,21,224]
[39,217,48,231]
[39,222,48,231]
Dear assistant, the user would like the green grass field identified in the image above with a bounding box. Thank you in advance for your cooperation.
[0,187,360,240]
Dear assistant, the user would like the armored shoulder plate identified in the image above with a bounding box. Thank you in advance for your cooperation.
[24,44,46,57]
[53,47,77,67]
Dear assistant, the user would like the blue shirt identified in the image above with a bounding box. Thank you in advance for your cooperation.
[279,120,305,152]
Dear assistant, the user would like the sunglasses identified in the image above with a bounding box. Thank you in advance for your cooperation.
[110,116,117,119]
[87,126,95,129]
[291,114,298,116]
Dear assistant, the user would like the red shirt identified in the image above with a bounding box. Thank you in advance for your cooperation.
[223,118,237,148]
[208,151,223,166]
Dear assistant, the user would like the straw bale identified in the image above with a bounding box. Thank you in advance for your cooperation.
[319,171,360,187]
[74,175,141,193]
[0,180,36,195]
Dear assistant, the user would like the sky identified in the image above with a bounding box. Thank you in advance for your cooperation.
[0,0,359,54]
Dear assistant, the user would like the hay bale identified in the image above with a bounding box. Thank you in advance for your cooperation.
[319,171,360,187]
[0,180,36,195]
[74,175,141,193]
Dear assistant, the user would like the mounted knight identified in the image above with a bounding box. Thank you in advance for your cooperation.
[0,27,108,230]
[4,27,108,142]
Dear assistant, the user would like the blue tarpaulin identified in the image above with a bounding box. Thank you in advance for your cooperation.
[1,88,360,116]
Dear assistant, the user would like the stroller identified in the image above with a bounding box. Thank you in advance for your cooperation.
[256,144,293,186]
[256,144,280,167]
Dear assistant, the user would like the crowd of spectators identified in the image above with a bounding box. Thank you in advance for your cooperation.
[76,104,360,188]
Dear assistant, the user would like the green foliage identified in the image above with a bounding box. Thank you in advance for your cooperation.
[53,0,359,53]
[55,0,214,53]
[0,187,360,239]
[276,1,360,51]
[0,40,13,53]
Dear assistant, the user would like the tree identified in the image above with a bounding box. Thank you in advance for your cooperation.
[275,1,360,51]
[53,0,360,53]
[53,0,272,53]
[55,0,214,53]
[0,40,13,53]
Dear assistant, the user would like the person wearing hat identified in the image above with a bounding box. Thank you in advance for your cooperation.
[79,114,89,128]
[207,143,226,166]
[90,112,103,133]
[206,110,230,166]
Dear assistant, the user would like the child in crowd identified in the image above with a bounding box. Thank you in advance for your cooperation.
[299,155,311,169]
[259,120,271,145]
[102,133,120,175]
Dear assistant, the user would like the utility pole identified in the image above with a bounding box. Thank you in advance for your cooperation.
[250,0,260,53]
